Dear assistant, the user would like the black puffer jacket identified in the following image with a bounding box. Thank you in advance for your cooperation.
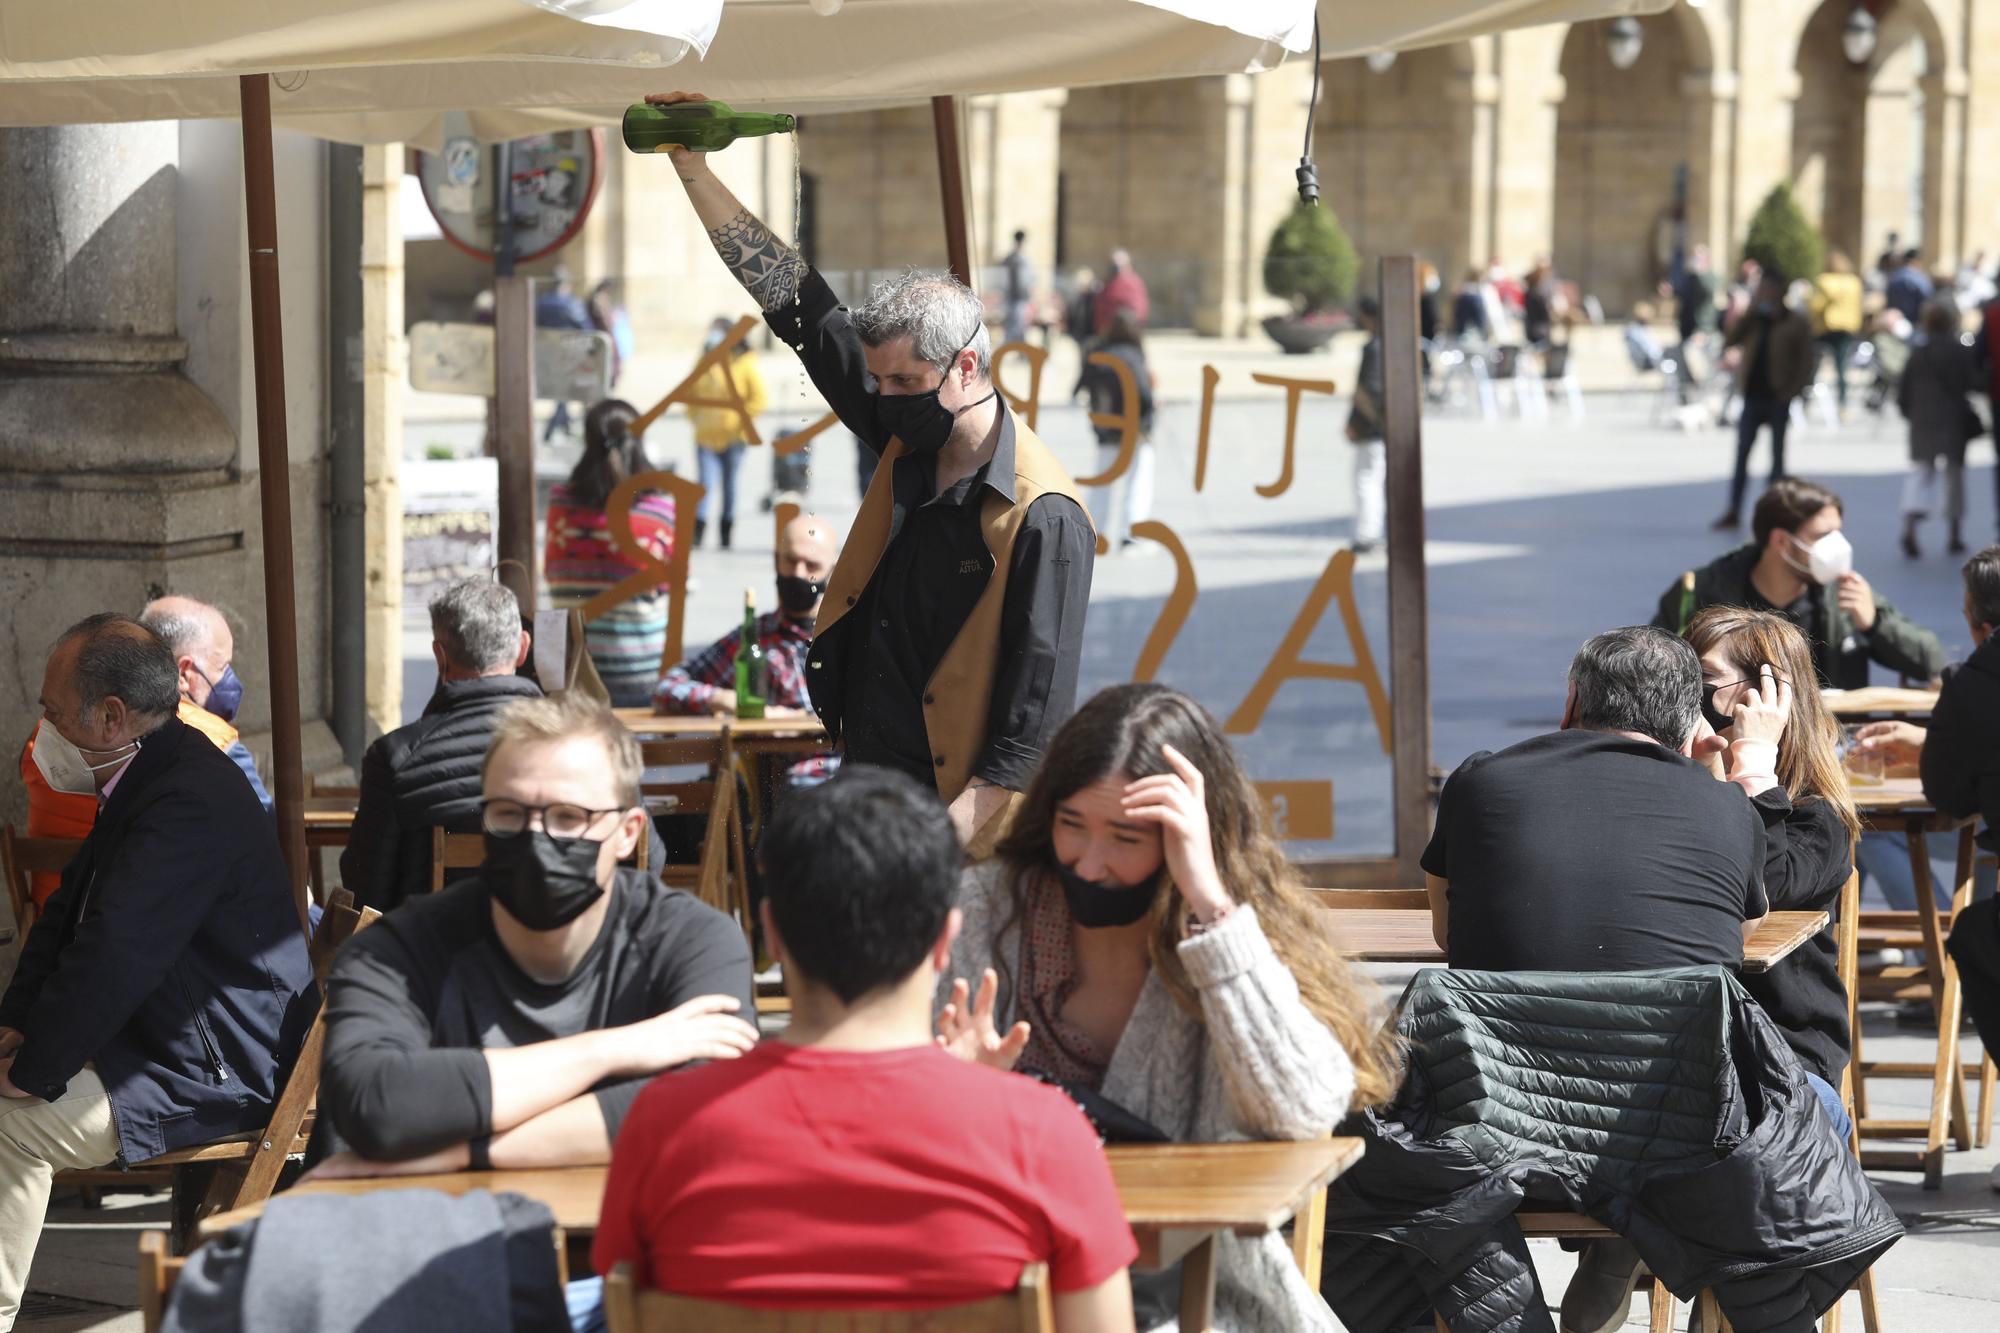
[1922,632,2000,851]
[340,674,544,910]
[1322,968,1901,1333]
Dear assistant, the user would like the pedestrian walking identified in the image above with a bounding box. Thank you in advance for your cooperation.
[1898,298,1983,558]
[1000,229,1035,346]
[1075,311,1156,550]
[1809,251,1864,414]
[689,316,769,549]
[1715,269,1815,529]
[536,264,595,442]
[588,278,634,388]
[1347,296,1388,555]
[1671,244,1719,399]
[1885,248,1935,326]
[1094,248,1151,333]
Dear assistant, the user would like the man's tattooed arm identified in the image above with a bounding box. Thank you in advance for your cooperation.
[708,209,806,314]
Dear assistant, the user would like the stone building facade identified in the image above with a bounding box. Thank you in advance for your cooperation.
[525,0,2000,356]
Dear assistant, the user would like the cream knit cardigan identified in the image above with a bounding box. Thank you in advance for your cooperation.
[946,859,1354,1333]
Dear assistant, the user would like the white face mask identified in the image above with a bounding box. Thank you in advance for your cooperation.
[1790,530,1853,585]
[31,718,138,796]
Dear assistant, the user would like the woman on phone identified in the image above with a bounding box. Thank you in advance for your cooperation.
[1685,607,1860,1134]
[936,683,1399,1332]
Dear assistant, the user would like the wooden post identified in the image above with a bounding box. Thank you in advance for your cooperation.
[931,96,974,289]
[1378,257,1433,885]
[493,275,538,614]
[237,73,312,936]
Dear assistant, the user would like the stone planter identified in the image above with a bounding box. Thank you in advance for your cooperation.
[1261,313,1343,355]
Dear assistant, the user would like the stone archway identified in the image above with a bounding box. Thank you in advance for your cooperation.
[1551,11,1700,314]
[1312,43,1478,293]
[1792,0,1949,269]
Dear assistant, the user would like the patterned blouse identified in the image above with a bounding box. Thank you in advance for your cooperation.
[1017,870,1116,1090]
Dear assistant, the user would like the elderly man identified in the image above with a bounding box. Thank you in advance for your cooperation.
[0,615,313,1329]
[313,692,754,1177]
[656,92,1095,849]
[654,513,840,789]
[341,578,542,911]
[1424,625,1767,972]
[1423,625,1769,1333]
[18,595,272,916]
[139,595,273,810]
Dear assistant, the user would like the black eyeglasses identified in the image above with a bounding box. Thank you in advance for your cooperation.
[480,799,626,841]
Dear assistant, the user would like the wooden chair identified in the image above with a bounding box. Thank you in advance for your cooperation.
[305,776,359,905]
[432,823,653,895]
[1,825,84,944]
[137,1231,185,1333]
[642,728,750,935]
[604,1261,1053,1333]
[102,890,380,1249]
[1830,872,1885,1333]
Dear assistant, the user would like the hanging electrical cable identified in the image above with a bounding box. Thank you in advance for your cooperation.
[1296,14,1322,205]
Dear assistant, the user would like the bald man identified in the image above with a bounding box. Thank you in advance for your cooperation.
[654,515,840,790]
[139,595,273,811]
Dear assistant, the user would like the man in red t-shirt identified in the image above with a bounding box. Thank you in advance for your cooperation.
[593,767,1136,1328]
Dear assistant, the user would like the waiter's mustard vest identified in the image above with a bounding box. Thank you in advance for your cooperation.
[813,420,1088,814]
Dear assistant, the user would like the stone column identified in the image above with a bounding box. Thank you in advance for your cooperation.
[1681,71,1738,265]
[965,90,1065,284]
[362,145,406,738]
[1489,27,1566,268]
[0,124,240,823]
[1921,69,1968,267]
[1456,67,1502,281]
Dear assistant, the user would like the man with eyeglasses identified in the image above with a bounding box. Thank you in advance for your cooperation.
[311,692,754,1178]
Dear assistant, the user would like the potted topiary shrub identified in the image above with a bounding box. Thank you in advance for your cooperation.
[1261,202,1360,354]
[1742,182,1825,287]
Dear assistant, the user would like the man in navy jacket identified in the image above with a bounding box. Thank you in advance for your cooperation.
[0,615,313,1328]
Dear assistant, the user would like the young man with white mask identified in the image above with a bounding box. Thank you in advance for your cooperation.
[1652,477,1945,690]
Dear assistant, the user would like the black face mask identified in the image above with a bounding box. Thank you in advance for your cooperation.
[483,830,607,930]
[875,323,996,456]
[1053,859,1164,930]
[775,574,824,616]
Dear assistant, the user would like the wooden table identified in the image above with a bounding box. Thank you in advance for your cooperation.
[1823,686,1940,720]
[197,1140,1362,1331]
[1850,778,1981,1187]
[1323,908,1828,975]
[613,708,828,764]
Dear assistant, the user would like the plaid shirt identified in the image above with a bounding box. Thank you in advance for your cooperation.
[654,611,836,783]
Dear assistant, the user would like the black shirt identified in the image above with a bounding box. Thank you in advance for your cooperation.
[1744,578,1831,685]
[1422,730,1768,972]
[767,269,1095,790]
[320,868,753,1161]
[1744,789,1853,1083]
[1745,311,1776,399]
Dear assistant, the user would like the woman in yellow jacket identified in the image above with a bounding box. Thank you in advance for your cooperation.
[689,316,769,549]
[1810,250,1865,413]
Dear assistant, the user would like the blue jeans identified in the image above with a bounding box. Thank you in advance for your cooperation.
[1804,1072,1853,1140]
[1729,394,1791,514]
[1856,830,1996,911]
[697,443,746,525]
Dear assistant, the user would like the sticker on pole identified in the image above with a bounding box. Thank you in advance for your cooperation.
[416,112,602,264]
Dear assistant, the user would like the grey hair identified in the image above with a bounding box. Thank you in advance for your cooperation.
[429,578,522,673]
[138,600,223,662]
[1965,545,2000,629]
[1568,626,1702,749]
[852,271,992,378]
[57,613,181,720]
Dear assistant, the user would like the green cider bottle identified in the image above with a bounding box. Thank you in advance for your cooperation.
[734,588,767,720]
[623,100,797,154]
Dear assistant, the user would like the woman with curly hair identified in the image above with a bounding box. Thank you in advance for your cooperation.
[936,682,1399,1332]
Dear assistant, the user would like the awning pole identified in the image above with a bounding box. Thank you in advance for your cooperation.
[931,96,974,289]
[238,72,312,937]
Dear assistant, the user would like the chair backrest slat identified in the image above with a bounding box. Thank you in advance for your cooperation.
[605,1262,1053,1333]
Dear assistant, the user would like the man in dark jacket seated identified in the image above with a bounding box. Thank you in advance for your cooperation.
[310,692,755,1178]
[0,615,313,1329]
[1423,625,1770,1333]
[341,577,542,911]
[1857,545,2000,1191]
